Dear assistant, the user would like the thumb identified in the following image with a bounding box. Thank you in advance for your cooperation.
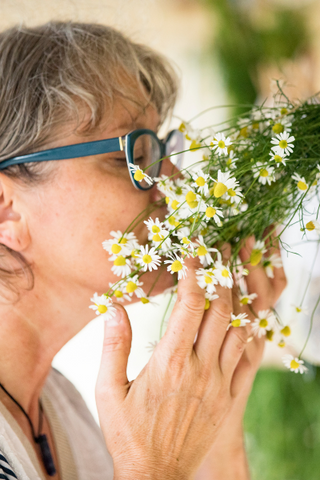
[95,304,132,407]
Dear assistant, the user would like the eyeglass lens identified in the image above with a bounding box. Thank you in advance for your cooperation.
[133,134,162,189]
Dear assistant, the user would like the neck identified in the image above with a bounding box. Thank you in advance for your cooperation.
[0,275,93,427]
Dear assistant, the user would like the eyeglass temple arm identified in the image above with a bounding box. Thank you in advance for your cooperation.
[0,137,125,170]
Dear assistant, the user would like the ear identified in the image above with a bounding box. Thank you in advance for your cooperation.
[0,174,31,252]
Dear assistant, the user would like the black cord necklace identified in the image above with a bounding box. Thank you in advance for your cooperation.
[0,382,56,476]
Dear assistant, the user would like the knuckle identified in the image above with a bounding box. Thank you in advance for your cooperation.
[231,328,248,352]
[214,299,232,321]
[180,292,205,315]
[102,335,126,353]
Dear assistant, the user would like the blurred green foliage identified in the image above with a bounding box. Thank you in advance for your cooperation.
[204,0,310,115]
[245,367,320,480]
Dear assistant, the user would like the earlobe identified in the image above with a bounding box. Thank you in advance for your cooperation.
[0,175,31,252]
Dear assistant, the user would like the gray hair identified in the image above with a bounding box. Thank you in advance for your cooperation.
[0,21,179,296]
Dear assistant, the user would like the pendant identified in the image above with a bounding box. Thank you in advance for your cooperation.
[36,434,56,476]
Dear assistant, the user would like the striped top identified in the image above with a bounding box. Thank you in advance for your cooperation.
[0,368,114,479]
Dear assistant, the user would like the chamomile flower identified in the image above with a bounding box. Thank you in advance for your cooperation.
[146,340,159,353]
[214,261,233,288]
[262,253,283,278]
[269,151,288,167]
[292,304,308,314]
[129,164,154,186]
[250,240,267,266]
[204,291,219,310]
[204,205,224,224]
[154,175,175,196]
[144,217,171,249]
[123,275,144,298]
[89,293,117,321]
[282,355,308,374]
[164,253,188,280]
[191,169,211,196]
[223,185,244,205]
[270,116,293,136]
[226,151,238,170]
[292,173,308,192]
[305,220,320,233]
[252,310,276,337]
[239,293,258,306]
[136,245,161,272]
[271,131,295,156]
[196,267,219,294]
[102,230,138,258]
[111,255,132,278]
[210,132,232,156]
[227,313,251,330]
[108,283,131,303]
[194,235,218,266]
[253,162,275,186]
[135,289,158,306]
[212,170,238,198]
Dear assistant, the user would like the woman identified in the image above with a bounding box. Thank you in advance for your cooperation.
[0,22,286,479]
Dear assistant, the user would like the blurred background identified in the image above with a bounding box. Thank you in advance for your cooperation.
[1,0,320,478]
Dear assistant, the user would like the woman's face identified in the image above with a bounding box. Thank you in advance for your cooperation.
[18,95,176,320]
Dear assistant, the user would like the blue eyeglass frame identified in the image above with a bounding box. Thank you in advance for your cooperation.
[0,128,183,191]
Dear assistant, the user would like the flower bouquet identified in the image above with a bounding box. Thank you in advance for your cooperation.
[90,83,320,375]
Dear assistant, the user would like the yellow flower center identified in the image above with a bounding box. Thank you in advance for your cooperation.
[176,186,182,195]
[231,319,241,327]
[297,181,307,191]
[134,170,145,182]
[213,182,228,198]
[114,256,126,266]
[171,200,179,209]
[179,122,186,132]
[272,123,284,134]
[182,237,190,244]
[114,290,123,298]
[221,268,229,278]
[281,326,291,337]
[171,260,183,272]
[111,244,122,254]
[152,225,160,233]
[260,169,269,177]
[142,254,152,264]
[196,176,206,187]
[240,297,249,305]
[126,281,137,293]
[204,299,210,310]
[278,339,285,348]
[259,319,268,328]
[240,126,248,137]
[266,329,274,341]
[201,228,209,236]
[218,140,226,149]
[205,207,216,218]
[140,297,150,304]
[250,249,262,266]
[226,158,232,166]
[290,359,300,370]
[119,238,127,244]
[197,246,208,256]
[227,188,236,197]
[281,108,288,115]
[296,306,302,313]
[306,221,315,231]
[274,155,283,163]
[131,249,139,258]
[204,275,213,284]
[165,196,170,204]
[168,216,176,226]
[190,139,201,150]
[185,191,198,208]
[279,139,288,149]
[153,233,163,242]
[97,305,108,314]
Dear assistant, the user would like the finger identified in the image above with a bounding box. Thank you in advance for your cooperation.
[95,305,132,407]
[162,256,205,356]
[194,244,233,362]
[219,321,248,380]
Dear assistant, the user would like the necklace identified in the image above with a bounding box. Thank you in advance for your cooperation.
[0,382,56,476]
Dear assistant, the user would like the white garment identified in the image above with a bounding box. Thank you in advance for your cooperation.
[0,368,114,480]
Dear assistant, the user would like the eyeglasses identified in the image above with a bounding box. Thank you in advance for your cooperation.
[0,128,184,191]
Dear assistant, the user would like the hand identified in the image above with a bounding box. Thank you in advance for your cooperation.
[95,250,251,480]
[194,233,287,480]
